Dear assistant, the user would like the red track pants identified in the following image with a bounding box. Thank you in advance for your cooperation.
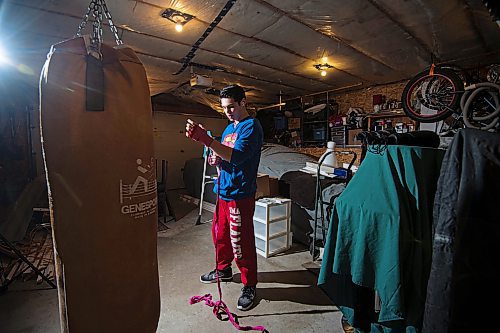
[212,196,258,287]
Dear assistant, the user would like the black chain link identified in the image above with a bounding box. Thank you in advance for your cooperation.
[101,0,123,45]
[76,0,123,49]
[76,0,94,37]
[92,1,103,50]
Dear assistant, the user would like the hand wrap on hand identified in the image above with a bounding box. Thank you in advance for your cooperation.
[187,124,214,147]
[208,153,222,166]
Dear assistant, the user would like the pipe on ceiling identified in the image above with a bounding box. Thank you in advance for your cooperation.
[174,0,237,75]
[286,82,363,101]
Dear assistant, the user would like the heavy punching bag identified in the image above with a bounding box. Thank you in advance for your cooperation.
[39,6,160,332]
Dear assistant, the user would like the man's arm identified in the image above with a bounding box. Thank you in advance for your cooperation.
[209,140,233,162]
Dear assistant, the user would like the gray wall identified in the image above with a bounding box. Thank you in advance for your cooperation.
[152,112,227,189]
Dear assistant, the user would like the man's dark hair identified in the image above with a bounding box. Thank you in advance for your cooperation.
[220,85,246,103]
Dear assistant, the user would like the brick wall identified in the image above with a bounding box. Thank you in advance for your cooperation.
[331,80,408,115]
[295,147,362,166]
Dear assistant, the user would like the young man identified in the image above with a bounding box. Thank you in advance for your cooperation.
[185,84,263,311]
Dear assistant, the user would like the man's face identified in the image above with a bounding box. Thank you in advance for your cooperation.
[221,97,245,122]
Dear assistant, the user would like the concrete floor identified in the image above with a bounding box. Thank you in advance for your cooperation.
[0,206,344,333]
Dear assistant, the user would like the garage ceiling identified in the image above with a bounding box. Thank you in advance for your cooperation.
[1,0,499,111]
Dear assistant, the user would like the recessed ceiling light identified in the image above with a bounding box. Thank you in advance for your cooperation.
[314,62,333,76]
[161,8,195,32]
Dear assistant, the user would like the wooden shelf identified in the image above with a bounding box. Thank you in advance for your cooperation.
[303,120,328,125]
[365,110,417,130]
[303,138,328,141]
[365,109,406,119]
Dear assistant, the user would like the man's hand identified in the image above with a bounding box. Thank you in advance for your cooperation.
[185,119,214,147]
[208,151,222,166]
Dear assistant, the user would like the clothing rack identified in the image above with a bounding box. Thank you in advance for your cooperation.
[311,151,357,260]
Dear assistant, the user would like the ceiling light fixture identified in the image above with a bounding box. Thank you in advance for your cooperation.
[314,62,333,77]
[161,8,195,32]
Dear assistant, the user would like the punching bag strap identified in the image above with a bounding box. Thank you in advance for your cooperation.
[86,54,104,112]
[76,0,124,112]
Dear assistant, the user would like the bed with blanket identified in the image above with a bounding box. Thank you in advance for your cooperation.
[182,143,346,246]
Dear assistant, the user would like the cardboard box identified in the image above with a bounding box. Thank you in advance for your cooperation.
[347,129,363,145]
[269,176,279,197]
[256,173,270,199]
[256,173,281,199]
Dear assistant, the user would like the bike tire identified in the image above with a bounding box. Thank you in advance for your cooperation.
[401,68,464,122]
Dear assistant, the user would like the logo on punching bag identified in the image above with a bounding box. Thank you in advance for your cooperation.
[119,158,157,219]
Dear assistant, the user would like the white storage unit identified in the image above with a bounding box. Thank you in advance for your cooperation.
[253,198,292,258]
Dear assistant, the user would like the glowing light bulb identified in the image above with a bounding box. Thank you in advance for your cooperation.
[175,23,183,32]
[321,70,327,77]
[322,56,328,63]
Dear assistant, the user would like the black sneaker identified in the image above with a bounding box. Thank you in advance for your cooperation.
[237,286,256,311]
[200,267,233,284]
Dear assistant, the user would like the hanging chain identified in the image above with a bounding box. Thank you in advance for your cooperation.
[76,0,95,37]
[92,0,103,48]
[76,0,123,47]
[101,0,123,45]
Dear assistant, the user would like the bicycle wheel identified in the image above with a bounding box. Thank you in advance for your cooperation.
[402,68,464,122]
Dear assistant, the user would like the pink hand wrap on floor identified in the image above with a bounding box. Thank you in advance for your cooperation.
[189,294,267,332]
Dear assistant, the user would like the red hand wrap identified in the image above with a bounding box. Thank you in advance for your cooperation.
[188,124,214,147]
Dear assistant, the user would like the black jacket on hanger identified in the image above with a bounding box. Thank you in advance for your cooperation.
[423,128,500,333]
